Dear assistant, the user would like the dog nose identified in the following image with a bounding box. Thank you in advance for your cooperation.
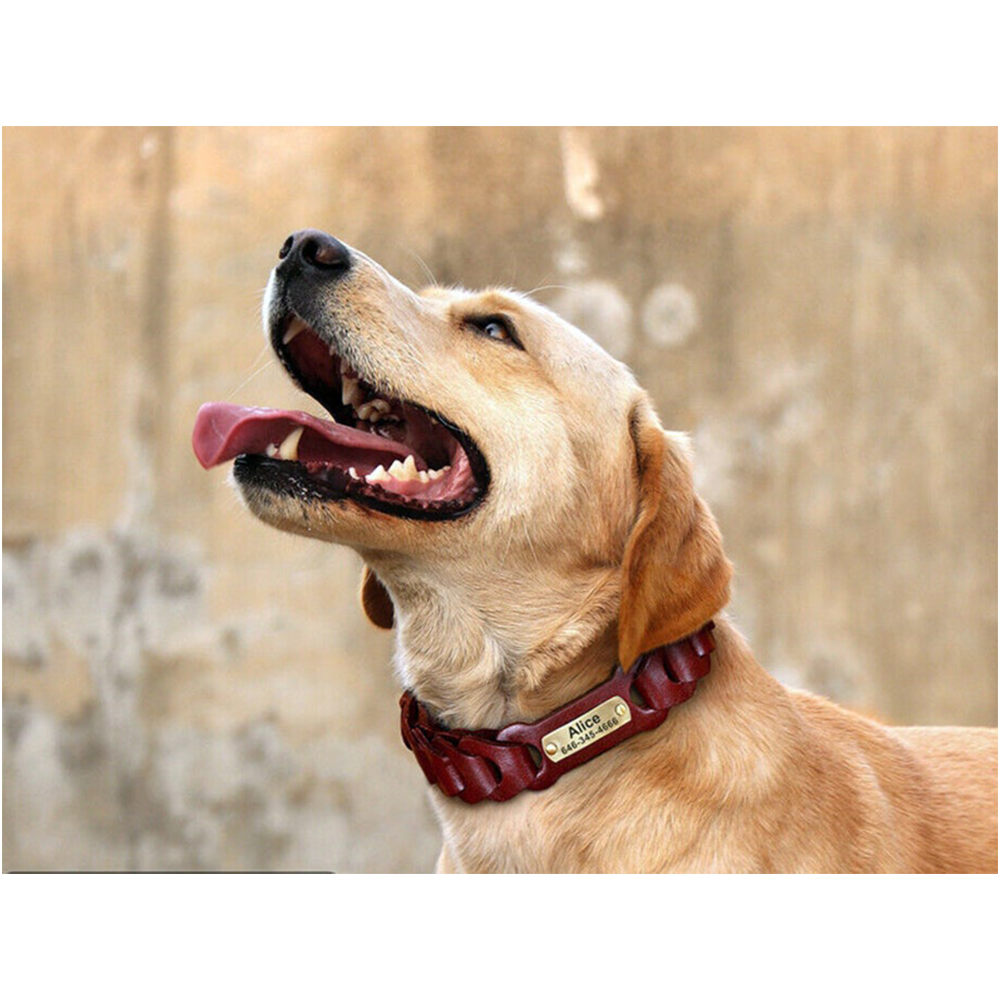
[278,230,351,275]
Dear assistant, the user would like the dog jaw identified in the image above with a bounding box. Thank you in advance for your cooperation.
[232,244,643,568]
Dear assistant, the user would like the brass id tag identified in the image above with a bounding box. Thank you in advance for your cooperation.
[541,696,631,762]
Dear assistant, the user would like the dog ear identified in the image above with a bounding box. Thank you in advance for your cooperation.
[617,397,732,668]
[360,564,395,629]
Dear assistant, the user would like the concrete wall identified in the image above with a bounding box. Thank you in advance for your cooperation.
[3,126,996,872]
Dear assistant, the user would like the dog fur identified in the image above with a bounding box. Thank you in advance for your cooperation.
[237,239,997,873]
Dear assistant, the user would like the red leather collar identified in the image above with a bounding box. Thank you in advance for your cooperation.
[400,622,715,804]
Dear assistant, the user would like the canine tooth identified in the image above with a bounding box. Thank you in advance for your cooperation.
[340,359,350,375]
[348,467,359,479]
[342,378,364,407]
[366,465,390,484]
[283,318,308,345]
[278,427,304,461]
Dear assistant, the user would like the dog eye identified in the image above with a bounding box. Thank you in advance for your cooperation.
[482,321,508,340]
[466,315,521,348]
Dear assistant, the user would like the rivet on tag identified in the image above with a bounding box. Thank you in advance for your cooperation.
[545,743,558,756]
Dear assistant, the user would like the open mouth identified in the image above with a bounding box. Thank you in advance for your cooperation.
[192,315,489,519]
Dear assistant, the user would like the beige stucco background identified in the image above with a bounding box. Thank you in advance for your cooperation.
[3,126,997,872]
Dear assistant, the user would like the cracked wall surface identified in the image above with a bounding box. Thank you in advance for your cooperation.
[3,127,997,871]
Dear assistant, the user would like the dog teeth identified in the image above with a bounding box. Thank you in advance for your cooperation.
[342,378,364,407]
[364,400,391,422]
[348,467,360,480]
[266,443,278,457]
[278,427,304,461]
[282,318,308,345]
[363,458,450,487]
[353,396,391,423]
[378,455,420,482]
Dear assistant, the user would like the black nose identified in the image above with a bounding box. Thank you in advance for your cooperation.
[278,229,351,275]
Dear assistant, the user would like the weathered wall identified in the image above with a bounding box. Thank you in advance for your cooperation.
[3,127,997,872]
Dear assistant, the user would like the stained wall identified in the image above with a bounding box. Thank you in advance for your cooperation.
[3,127,996,871]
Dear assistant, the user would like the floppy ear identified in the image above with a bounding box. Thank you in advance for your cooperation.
[360,564,395,629]
[617,397,732,667]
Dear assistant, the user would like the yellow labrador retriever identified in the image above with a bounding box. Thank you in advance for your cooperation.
[194,230,998,873]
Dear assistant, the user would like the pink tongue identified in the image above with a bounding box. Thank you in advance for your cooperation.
[192,402,414,469]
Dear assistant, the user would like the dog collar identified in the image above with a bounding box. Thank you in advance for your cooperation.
[399,622,715,804]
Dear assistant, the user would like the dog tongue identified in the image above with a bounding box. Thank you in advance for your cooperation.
[192,402,414,469]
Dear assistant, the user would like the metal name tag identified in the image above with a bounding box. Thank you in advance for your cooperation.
[541,696,632,763]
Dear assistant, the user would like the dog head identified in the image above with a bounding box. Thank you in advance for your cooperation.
[193,231,731,665]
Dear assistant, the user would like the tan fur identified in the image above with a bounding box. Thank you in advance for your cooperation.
[241,241,998,873]
[618,396,733,666]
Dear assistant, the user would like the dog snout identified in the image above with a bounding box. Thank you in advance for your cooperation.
[277,229,352,278]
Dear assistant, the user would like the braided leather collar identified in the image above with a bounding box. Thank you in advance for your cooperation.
[400,622,715,804]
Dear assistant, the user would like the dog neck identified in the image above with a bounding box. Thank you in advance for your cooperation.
[365,553,623,731]
[425,617,805,872]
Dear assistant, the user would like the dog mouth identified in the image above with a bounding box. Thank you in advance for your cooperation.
[192,314,489,519]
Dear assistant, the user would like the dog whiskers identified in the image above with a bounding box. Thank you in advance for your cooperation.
[525,283,570,297]
[406,248,438,288]
[227,357,276,399]
[521,521,542,573]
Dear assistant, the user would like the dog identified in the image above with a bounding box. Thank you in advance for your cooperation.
[193,230,998,873]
